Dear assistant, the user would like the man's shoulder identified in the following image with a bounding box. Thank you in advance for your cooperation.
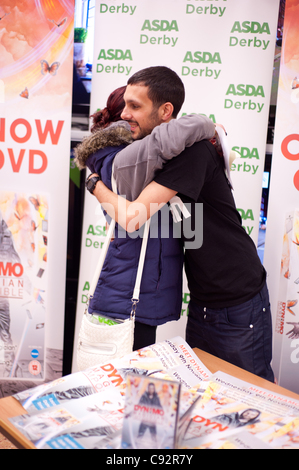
[173,139,218,165]
[188,139,216,153]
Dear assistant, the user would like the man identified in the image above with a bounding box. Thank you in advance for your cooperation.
[137,382,163,443]
[90,66,274,382]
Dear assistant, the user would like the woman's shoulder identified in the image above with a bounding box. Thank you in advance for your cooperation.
[74,121,133,170]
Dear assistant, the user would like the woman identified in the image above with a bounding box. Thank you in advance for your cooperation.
[75,86,216,350]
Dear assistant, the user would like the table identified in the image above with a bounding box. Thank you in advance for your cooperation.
[1,349,299,449]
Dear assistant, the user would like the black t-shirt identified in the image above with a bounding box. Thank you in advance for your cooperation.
[154,140,266,308]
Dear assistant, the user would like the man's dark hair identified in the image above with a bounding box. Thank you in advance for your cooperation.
[127,66,185,118]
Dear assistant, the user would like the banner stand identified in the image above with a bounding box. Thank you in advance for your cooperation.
[72,0,280,372]
[264,0,299,394]
[0,1,74,395]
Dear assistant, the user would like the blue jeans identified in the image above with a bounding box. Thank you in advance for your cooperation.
[186,284,275,382]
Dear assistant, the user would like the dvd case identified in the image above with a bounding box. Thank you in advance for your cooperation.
[121,374,181,449]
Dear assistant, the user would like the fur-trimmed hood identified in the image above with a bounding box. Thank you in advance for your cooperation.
[74,121,133,170]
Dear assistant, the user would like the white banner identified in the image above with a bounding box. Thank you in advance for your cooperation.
[72,0,280,370]
[0,1,74,390]
[263,0,299,393]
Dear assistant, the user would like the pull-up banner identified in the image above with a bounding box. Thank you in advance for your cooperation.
[73,0,280,370]
[264,0,299,394]
[0,0,74,393]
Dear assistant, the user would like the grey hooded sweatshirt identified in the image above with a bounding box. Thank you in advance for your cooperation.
[75,114,215,200]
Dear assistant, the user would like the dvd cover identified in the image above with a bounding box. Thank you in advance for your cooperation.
[121,374,181,449]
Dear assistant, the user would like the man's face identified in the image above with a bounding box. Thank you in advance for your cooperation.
[121,84,163,140]
[148,384,155,397]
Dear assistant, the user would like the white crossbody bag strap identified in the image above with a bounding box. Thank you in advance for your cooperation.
[88,165,151,317]
[89,219,116,298]
[132,218,150,302]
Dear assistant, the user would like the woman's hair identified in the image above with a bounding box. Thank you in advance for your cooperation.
[90,85,126,132]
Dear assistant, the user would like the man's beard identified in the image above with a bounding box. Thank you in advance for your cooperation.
[131,108,161,140]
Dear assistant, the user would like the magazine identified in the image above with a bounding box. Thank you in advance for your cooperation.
[9,388,125,449]
[8,337,211,449]
[9,341,299,449]
[178,371,299,449]
[10,376,207,450]
[13,337,211,415]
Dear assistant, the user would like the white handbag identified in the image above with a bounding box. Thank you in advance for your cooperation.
[77,169,150,371]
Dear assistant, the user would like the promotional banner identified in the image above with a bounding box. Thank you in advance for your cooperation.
[0,1,74,392]
[263,0,299,393]
[73,0,280,370]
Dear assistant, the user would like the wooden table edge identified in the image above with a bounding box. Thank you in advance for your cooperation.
[0,417,35,449]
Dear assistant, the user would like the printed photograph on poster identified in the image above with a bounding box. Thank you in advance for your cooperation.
[0,190,49,381]
[273,210,299,392]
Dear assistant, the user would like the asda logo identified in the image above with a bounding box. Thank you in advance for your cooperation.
[226,84,265,98]
[97,49,133,61]
[232,147,260,160]
[140,20,179,48]
[183,51,221,64]
[231,21,271,35]
[237,209,254,221]
[237,209,255,237]
[229,21,271,51]
[225,85,265,113]
[141,20,179,32]
[97,49,133,75]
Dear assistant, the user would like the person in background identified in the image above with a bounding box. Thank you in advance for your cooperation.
[75,81,216,350]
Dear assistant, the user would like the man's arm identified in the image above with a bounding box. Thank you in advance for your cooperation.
[113,114,215,200]
[93,180,177,233]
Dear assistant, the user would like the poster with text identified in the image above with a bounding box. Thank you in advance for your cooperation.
[0,190,48,380]
[0,0,74,392]
[264,0,299,394]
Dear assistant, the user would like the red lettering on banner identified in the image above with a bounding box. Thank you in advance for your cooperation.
[10,119,32,144]
[0,118,4,142]
[0,118,64,175]
[29,150,48,174]
[8,148,25,173]
[1,118,64,145]
[281,134,299,191]
[0,262,24,277]
[35,120,64,145]
[281,134,299,161]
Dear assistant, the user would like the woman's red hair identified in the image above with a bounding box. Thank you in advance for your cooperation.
[90,85,126,132]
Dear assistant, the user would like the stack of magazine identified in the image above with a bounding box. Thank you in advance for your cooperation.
[8,337,299,449]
